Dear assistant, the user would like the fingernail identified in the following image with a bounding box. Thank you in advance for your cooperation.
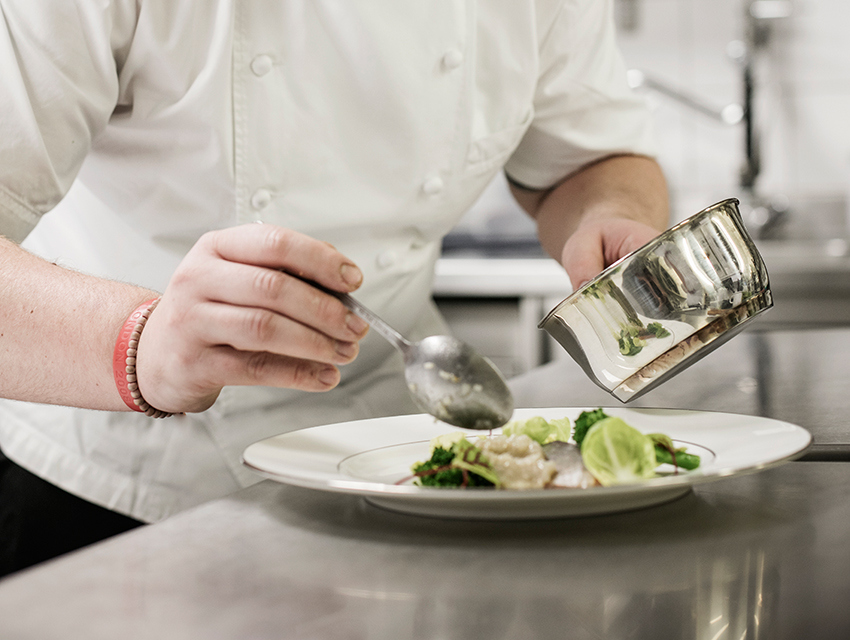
[318,367,339,386]
[335,341,358,359]
[345,312,368,336]
[340,263,362,288]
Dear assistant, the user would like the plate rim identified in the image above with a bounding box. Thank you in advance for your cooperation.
[241,406,813,504]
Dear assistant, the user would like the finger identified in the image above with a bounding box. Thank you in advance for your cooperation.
[611,224,661,259]
[189,301,360,365]
[183,260,369,342]
[204,346,343,391]
[562,220,663,290]
[199,224,363,292]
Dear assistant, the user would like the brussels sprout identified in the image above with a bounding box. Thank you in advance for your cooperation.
[502,415,572,445]
[580,417,657,486]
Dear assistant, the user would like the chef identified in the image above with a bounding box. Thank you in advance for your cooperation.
[0,0,668,574]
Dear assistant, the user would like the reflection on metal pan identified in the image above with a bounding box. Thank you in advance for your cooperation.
[540,198,772,402]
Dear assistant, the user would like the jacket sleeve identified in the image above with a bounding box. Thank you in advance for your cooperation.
[504,0,657,190]
[0,1,134,242]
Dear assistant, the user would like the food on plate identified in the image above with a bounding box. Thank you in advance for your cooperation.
[540,440,598,489]
[406,409,701,489]
[579,416,658,486]
[577,409,702,473]
[476,435,557,489]
[409,432,499,488]
[572,407,609,448]
[501,414,571,444]
[647,432,701,470]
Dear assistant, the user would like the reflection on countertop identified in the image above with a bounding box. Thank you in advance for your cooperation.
[0,459,847,639]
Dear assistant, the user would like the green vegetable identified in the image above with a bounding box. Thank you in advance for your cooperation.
[502,415,571,445]
[580,417,657,486]
[646,322,671,338]
[411,438,497,488]
[411,446,464,487]
[450,439,501,486]
[573,408,610,448]
[648,433,701,471]
[575,410,701,476]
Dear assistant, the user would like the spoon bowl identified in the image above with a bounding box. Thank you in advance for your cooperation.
[307,279,514,429]
[402,334,514,430]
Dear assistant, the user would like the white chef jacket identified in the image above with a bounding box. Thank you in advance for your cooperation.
[0,0,656,522]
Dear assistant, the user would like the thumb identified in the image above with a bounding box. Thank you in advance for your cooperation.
[560,228,604,291]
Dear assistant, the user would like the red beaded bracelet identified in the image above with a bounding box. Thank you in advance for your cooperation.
[112,297,173,418]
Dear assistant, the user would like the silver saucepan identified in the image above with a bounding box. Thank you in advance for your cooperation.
[539,198,772,402]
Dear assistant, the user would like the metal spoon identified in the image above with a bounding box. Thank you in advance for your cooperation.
[313,282,514,430]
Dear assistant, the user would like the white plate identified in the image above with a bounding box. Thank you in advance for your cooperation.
[241,407,812,519]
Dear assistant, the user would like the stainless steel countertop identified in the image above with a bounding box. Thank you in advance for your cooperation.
[0,465,848,638]
[2,327,850,638]
[434,256,572,298]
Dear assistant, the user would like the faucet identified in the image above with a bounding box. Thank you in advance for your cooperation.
[627,0,794,240]
[734,0,793,239]
[626,69,743,126]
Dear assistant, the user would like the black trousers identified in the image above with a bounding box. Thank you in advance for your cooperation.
[0,450,144,578]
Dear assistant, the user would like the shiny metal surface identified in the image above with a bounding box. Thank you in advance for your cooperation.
[540,198,772,401]
[402,335,514,430]
[1,464,849,639]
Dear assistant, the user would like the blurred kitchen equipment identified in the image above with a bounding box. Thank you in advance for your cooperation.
[626,69,744,126]
[313,282,514,430]
[539,198,772,402]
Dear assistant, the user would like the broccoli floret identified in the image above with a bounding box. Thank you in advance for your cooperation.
[424,446,455,467]
[412,446,495,488]
[573,408,610,449]
[413,464,465,487]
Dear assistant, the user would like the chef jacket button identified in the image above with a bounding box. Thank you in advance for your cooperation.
[250,54,274,77]
[251,188,272,210]
[376,250,398,269]
[421,176,444,196]
[442,49,464,70]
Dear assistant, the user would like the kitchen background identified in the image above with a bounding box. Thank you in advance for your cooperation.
[434,0,850,378]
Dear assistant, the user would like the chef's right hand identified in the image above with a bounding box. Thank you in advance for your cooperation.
[133,224,369,413]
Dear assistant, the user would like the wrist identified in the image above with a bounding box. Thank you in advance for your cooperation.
[113,297,174,418]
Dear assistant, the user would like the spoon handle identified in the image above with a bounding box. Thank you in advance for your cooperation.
[333,291,412,352]
[295,277,411,353]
